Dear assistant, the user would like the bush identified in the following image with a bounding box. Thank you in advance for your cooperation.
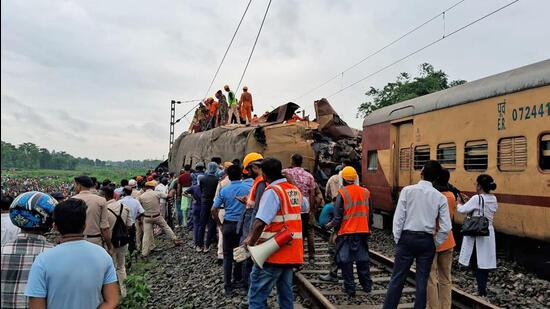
[120,274,150,309]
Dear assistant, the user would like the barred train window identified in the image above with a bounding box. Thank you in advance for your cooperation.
[367,151,378,171]
[498,136,527,171]
[414,145,430,170]
[541,134,550,171]
[464,140,488,171]
[399,148,411,170]
[437,143,457,169]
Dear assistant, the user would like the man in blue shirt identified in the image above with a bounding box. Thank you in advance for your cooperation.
[212,165,252,296]
[318,201,335,227]
[25,198,119,309]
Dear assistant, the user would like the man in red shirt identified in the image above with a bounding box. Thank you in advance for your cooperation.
[177,165,193,228]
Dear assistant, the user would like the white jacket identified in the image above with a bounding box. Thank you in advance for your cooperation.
[457,194,498,269]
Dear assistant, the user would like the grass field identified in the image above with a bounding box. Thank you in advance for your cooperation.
[1,168,147,184]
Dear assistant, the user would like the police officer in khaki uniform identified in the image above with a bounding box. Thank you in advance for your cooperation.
[138,181,182,257]
[72,176,113,252]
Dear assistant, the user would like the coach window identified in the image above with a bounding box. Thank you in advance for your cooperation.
[367,150,378,171]
[399,148,411,170]
[437,143,456,169]
[414,145,430,170]
[464,140,488,171]
[498,136,527,171]
[541,134,550,171]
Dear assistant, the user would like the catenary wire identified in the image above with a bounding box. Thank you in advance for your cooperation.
[236,0,273,91]
[177,0,254,124]
[293,0,466,101]
[327,0,520,98]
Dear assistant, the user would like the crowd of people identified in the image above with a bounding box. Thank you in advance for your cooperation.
[0,153,499,309]
[189,85,262,133]
[1,176,71,199]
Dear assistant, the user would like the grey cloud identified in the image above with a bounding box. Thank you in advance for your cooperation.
[1,0,549,160]
[2,94,55,131]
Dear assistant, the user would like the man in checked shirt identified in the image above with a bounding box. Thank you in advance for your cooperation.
[1,192,56,309]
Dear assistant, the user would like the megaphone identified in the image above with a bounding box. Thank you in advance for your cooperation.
[247,229,294,269]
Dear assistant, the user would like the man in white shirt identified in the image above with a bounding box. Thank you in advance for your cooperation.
[383,160,451,309]
[120,186,144,255]
[1,196,20,245]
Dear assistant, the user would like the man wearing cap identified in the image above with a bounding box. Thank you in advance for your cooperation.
[192,162,205,186]
[138,181,181,257]
[224,85,239,124]
[239,86,253,124]
[128,179,141,199]
[72,176,113,252]
[324,166,372,297]
[238,152,266,295]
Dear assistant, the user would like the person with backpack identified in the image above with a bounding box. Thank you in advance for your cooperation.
[101,186,131,298]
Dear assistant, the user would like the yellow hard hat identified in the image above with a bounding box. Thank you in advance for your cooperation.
[341,166,358,182]
[243,152,264,173]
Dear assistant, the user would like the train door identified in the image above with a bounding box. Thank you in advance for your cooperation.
[394,120,414,190]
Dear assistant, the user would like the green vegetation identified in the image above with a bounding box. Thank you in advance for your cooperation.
[1,141,161,170]
[121,259,151,309]
[358,63,466,117]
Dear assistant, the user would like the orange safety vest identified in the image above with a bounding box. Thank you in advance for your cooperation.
[246,175,265,209]
[436,191,456,252]
[338,184,370,236]
[259,182,304,265]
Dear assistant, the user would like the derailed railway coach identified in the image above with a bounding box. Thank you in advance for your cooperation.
[168,100,362,187]
[362,59,550,242]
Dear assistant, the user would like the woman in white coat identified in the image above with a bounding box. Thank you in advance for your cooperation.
[457,174,498,297]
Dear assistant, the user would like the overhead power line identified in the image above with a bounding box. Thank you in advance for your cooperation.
[293,0,466,101]
[236,0,273,91]
[204,0,253,99]
[178,0,254,124]
[327,0,520,98]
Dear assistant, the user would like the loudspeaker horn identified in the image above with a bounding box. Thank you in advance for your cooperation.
[247,229,293,269]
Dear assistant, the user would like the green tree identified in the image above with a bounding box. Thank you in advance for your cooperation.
[1,141,17,168]
[357,63,466,117]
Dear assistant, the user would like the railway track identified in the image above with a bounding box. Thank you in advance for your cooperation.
[294,232,501,309]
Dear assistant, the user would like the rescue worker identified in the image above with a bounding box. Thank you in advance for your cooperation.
[324,166,372,296]
[239,86,253,124]
[225,85,239,124]
[237,152,266,297]
[216,90,228,126]
[138,181,181,257]
[72,176,113,251]
[237,152,266,303]
[206,97,218,129]
[244,157,309,309]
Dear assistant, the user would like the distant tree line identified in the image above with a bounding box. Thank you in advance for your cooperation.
[1,141,162,170]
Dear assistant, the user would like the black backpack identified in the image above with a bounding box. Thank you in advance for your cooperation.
[108,205,129,248]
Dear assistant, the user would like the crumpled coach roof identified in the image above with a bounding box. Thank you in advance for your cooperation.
[363,59,550,127]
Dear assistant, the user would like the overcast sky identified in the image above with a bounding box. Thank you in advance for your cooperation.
[1,0,548,161]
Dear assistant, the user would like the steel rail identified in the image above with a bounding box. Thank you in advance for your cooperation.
[295,227,501,309]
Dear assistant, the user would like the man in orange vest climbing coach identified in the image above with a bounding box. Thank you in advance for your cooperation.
[324,166,373,297]
[243,157,309,309]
